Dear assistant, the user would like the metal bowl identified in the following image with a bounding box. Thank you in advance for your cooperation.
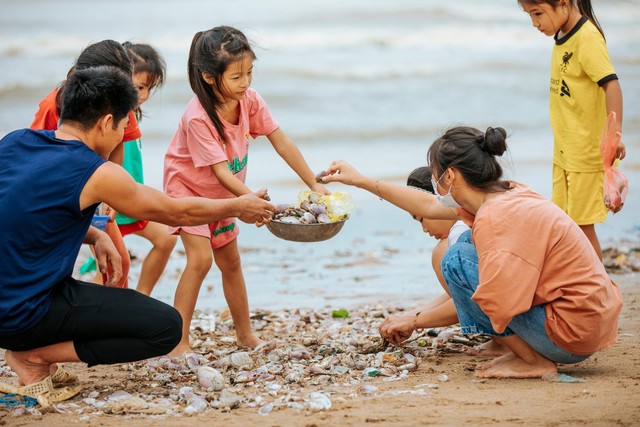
[266,217,348,242]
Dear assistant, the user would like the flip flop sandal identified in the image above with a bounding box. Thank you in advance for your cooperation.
[16,365,79,386]
[50,365,79,385]
[0,375,82,407]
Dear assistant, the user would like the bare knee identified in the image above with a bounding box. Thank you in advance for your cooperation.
[185,252,213,277]
[213,244,242,272]
[155,233,177,253]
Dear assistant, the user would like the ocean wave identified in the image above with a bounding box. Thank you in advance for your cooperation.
[253,26,544,53]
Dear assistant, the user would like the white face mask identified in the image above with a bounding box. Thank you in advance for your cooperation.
[431,172,461,209]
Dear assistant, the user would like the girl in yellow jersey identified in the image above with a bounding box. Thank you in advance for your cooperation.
[518,0,625,259]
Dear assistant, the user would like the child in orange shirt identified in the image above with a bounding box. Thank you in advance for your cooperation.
[116,42,177,295]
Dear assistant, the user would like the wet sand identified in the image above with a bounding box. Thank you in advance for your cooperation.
[1,268,639,426]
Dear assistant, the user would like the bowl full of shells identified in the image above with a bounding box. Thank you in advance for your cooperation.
[266,191,352,242]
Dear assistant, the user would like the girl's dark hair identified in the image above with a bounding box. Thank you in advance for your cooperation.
[123,42,166,89]
[518,0,604,38]
[60,66,138,131]
[57,40,133,113]
[406,166,434,193]
[188,26,256,144]
[427,126,511,192]
[123,42,166,118]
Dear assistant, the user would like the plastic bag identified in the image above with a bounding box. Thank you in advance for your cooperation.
[297,190,354,222]
[600,111,628,214]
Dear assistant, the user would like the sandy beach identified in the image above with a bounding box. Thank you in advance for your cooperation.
[1,1,639,425]
[1,257,639,426]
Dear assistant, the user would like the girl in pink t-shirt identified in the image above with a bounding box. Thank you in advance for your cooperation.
[163,26,328,353]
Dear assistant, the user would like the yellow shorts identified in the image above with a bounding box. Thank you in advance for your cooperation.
[552,164,607,225]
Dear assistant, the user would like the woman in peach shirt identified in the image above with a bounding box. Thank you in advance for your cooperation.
[322,126,622,379]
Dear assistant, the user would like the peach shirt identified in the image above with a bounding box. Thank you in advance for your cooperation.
[461,183,622,354]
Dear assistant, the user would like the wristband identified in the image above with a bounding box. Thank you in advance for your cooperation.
[413,311,421,332]
[376,179,383,201]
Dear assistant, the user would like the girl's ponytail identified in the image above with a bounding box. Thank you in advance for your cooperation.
[188,30,227,144]
[188,31,204,95]
[577,0,605,39]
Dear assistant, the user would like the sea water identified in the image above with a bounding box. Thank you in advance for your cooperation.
[1,0,639,310]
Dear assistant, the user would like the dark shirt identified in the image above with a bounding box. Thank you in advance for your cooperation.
[0,129,105,333]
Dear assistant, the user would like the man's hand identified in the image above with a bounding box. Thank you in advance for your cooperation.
[93,230,123,286]
[236,188,276,224]
[102,204,118,221]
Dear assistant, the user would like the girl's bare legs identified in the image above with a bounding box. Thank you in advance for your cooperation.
[409,240,453,315]
[432,240,450,293]
[213,239,262,349]
[4,342,79,386]
[580,224,603,260]
[474,334,557,378]
[169,231,212,357]
[134,222,177,296]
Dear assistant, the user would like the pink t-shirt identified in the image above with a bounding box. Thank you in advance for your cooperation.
[164,89,279,200]
[465,183,622,355]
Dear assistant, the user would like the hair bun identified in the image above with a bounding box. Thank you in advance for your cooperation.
[482,127,507,157]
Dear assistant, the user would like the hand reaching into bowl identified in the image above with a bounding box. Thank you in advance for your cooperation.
[319,160,366,187]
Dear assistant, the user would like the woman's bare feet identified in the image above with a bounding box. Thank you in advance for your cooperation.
[4,350,50,386]
[466,339,510,356]
[475,352,557,379]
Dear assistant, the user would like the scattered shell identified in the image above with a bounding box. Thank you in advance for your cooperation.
[17,304,491,417]
[258,402,274,415]
[229,352,254,369]
[232,371,259,384]
[359,384,378,395]
[315,170,328,183]
[308,392,332,411]
[357,337,389,354]
[217,390,241,410]
[184,395,208,414]
[197,366,225,391]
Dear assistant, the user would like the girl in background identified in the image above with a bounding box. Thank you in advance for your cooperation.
[518,0,625,259]
[31,39,138,287]
[118,42,177,296]
[163,26,328,353]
